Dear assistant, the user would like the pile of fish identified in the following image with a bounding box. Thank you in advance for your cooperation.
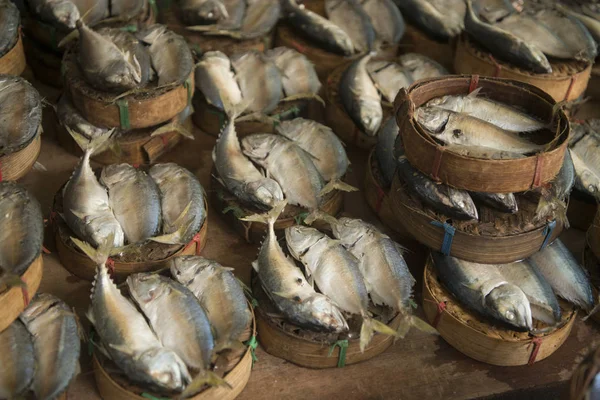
[0,294,81,400]
[464,0,597,73]
[79,245,250,395]
[76,23,193,93]
[281,0,405,55]
[569,119,600,200]
[0,0,19,57]
[195,47,321,116]
[340,52,447,136]
[433,238,595,330]
[245,203,435,350]
[182,0,280,40]
[213,116,354,211]
[395,0,466,41]
[0,75,43,157]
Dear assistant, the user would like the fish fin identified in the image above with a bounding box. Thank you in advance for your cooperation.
[360,317,399,352]
[85,308,95,325]
[65,125,115,155]
[149,220,194,245]
[0,272,27,291]
[70,233,113,266]
[108,343,136,357]
[582,299,600,322]
[251,261,259,273]
[57,28,80,48]
[307,274,314,287]
[213,339,246,354]
[179,370,231,399]
[33,161,47,172]
[240,200,287,225]
[281,93,325,107]
[468,87,482,98]
[149,122,195,140]
[304,210,338,226]
[319,179,358,197]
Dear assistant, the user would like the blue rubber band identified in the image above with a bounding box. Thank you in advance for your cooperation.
[430,220,456,256]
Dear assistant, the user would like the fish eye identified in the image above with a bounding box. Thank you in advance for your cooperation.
[207,11,214,18]
[453,129,462,137]
[505,310,515,320]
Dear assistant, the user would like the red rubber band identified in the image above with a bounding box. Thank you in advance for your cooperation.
[21,277,30,307]
[432,301,447,328]
[42,246,51,254]
[290,40,307,54]
[431,147,444,181]
[374,182,386,214]
[132,163,140,169]
[183,231,203,255]
[528,337,543,365]
[564,76,577,101]
[106,258,115,276]
[532,154,544,188]
[469,75,480,93]
[160,134,169,147]
[488,55,502,77]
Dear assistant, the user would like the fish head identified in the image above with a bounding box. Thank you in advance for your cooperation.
[330,217,368,247]
[358,98,383,136]
[426,95,460,112]
[100,164,137,187]
[302,294,348,333]
[415,106,450,134]
[284,225,323,257]
[138,348,191,391]
[486,284,533,330]
[579,169,600,196]
[105,60,142,89]
[195,0,229,22]
[448,191,478,220]
[169,256,215,285]
[127,273,168,305]
[245,178,284,208]
[52,1,80,29]
[241,134,279,160]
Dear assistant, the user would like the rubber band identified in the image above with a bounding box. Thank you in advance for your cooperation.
[21,277,30,307]
[184,78,193,105]
[183,231,203,255]
[148,0,158,18]
[432,301,447,328]
[532,153,544,188]
[116,99,131,130]
[42,246,51,254]
[328,339,349,368]
[528,337,543,365]
[430,147,444,181]
[160,134,169,147]
[245,335,259,365]
[430,221,455,255]
[564,75,577,101]
[206,107,225,131]
[374,182,386,214]
[540,220,557,250]
[133,163,140,169]
[290,40,307,54]
[468,75,480,94]
[272,106,301,126]
[488,55,502,77]
[106,258,115,276]
[119,25,138,33]
[141,393,169,400]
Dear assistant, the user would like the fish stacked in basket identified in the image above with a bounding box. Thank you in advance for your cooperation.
[391,75,595,366]
[0,0,26,76]
[56,22,195,165]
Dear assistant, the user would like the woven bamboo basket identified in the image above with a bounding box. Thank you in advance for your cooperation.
[394,75,570,193]
[585,63,600,99]
[388,174,563,264]
[22,37,62,88]
[569,346,600,400]
[0,32,26,76]
[0,255,43,333]
[454,36,591,103]
[252,274,400,369]
[567,190,597,231]
[587,206,600,261]
[399,24,455,72]
[92,303,256,400]
[0,129,42,182]
[423,256,576,366]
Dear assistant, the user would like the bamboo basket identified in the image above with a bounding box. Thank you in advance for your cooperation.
[423,257,576,366]
[0,130,42,182]
[582,244,600,324]
[399,24,455,72]
[587,206,600,261]
[0,255,43,332]
[585,63,600,99]
[394,75,570,193]
[569,346,600,400]
[0,33,26,76]
[388,174,563,264]
[454,36,591,103]
[567,190,597,232]
[22,37,62,88]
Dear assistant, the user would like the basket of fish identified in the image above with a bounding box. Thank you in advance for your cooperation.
[423,243,594,366]
[0,0,26,76]
[0,75,43,182]
[454,1,594,103]
[0,294,81,400]
[192,48,323,137]
[159,0,279,55]
[211,117,354,243]
[249,205,435,368]
[395,75,569,193]
[52,157,208,282]
[583,207,600,324]
[276,0,404,80]
[87,253,255,400]
[56,95,194,165]
[62,23,194,130]
[325,52,448,149]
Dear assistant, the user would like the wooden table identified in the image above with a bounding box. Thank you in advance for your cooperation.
[21,86,598,400]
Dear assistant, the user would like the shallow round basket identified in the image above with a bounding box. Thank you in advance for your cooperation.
[0,32,26,76]
[0,255,43,332]
[394,75,570,193]
[252,274,400,369]
[399,24,455,72]
[454,35,592,103]
[568,190,597,232]
[22,36,62,88]
[0,128,42,181]
[388,173,563,264]
[423,256,576,366]
[585,63,600,99]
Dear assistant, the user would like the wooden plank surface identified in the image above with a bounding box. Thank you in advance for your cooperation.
[20,86,599,400]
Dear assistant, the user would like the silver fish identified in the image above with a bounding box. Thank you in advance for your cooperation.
[325,0,376,53]
[432,253,533,330]
[20,294,80,400]
[275,118,349,182]
[213,118,284,210]
[110,0,146,20]
[470,192,518,214]
[367,60,411,103]
[395,0,465,41]
[220,0,246,29]
[264,47,321,97]
[170,256,252,351]
[474,0,517,22]
[340,54,382,136]
[0,0,19,57]
[361,0,405,44]
[231,50,282,114]
[178,0,229,25]
[28,0,80,30]
[240,0,281,38]
[398,52,449,82]
[243,202,348,332]
[557,2,600,45]
[100,164,162,244]
[71,0,109,25]
[570,132,600,199]
[149,163,206,245]
[195,51,243,113]
[375,117,399,187]
[0,320,35,399]
[98,27,153,87]
[57,95,113,150]
[529,239,595,312]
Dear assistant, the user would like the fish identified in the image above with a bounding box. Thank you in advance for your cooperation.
[28,0,80,30]
[0,0,19,57]
[231,50,282,113]
[213,118,284,209]
[285,225,397,351]
[375,117,399,187]
[325,0,376,52]
[0,76,42,157]
[100,164,162,244]
[570,133,600,199]
[110,0,146,20]
[220,0,246,29]
[360,0,405,45]
[149,163,206,245]
[178,0,229,25]
[62,128,125,249]
[20,294,81,400]
[470,192,518,214]
[78,240,191,392]
[474,0,517,23]
[552,148,575,200]
[464,0,551,73]
[242,202,348,332]
[425,88,546,132]
[241,133,325,209]
[340,54,382,136]
[264,47,321,97]
[536,148,575,222]
[395,0,465,41]
[398,52,449,82]
[195,51,243,113]
[0,320,35,399]
[415,106,547,155]
[529,239,595,312]
[496,261,561,324]
[57,95,114,151]
[138,25,194,87]
[281,0,354,55]
[557,3,600,46]
[240,0,281,38]
[98,27,153,87]
[0,182,44,278]
[169,256,252,352]
[275,118,349,182]
[73,0,109,25]
[432,252,533,330]
[367,60,411,103]
[77,21,142,92]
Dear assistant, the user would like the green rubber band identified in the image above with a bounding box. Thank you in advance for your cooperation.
[148,0,159,16]
[294,212,309,226]
[116,99,131,130]
[184,78,193,105]
[206,107,225,131]
[327,340,348,368]
[222,205,245,219]
[251,298,259,309]
[141,393,169,400]
[273,106,301,123]
[245,335,259,365]
[119,24,138,32]
[87,330,95,357]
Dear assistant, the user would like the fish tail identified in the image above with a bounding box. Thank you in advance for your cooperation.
[149,121,195,140]
[319,178,358,197]
[359,315,399,352]
[64,125,115,156]
[582,300,600,322]
[396,309,438,339]
[149,201,193,245]
[240,200,287,228]
[70,233,113,267]
[179,370,232,399]
[304,210,338,226]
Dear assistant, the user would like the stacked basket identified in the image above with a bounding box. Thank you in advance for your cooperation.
[0,1,26,77]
